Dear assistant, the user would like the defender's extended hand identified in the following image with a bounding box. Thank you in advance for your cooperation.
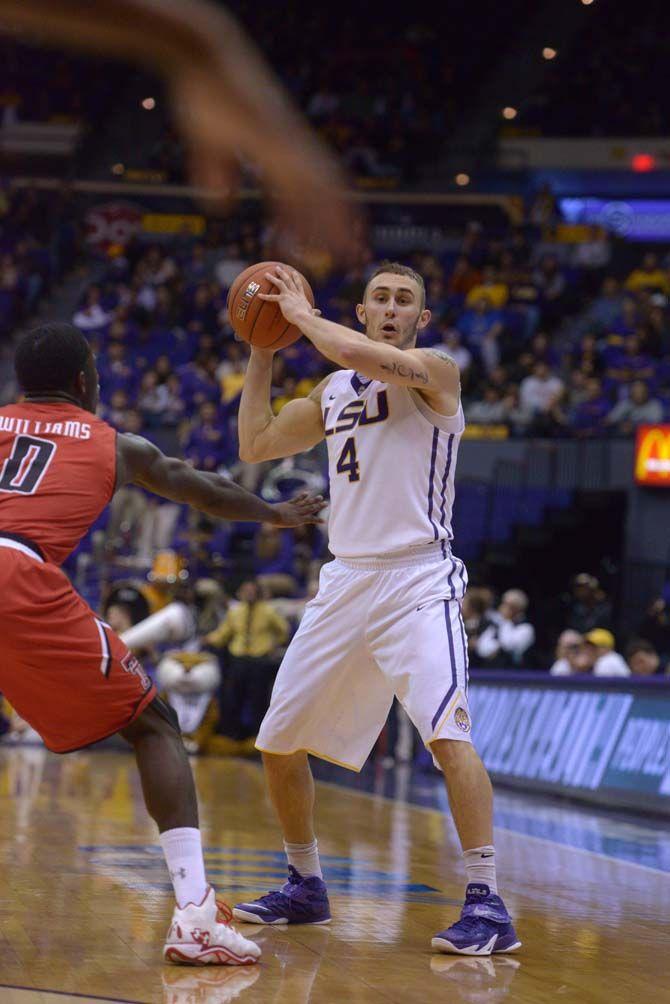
[269,491,326,527]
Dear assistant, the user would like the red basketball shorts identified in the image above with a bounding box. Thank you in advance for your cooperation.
[0,537,156,752]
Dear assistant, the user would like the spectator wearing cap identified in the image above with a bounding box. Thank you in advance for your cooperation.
[625,638,668,676]
[549,630,584,676]
[605,380,663,436]
[565,574,613,634]
[475,589,535,668]
[583,629,630,677]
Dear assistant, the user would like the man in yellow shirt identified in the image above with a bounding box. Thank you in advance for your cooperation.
[205,579,289,740]
[465,266,509,309]
[625,252,670,294]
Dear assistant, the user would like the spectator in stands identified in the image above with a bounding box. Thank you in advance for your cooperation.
[456,297,503,374]
[183,401,231,472]
[571,333,602,377]
[465,385,507,425]
[446,255,481,302]
[637,589,670,661]
[606,379,663,435]
[72,285,112,333]
[475,589,535,668]
[162,374,187,427]
[465,266,509,309]
[253,524,300,595]
[549,630,585,676]
[581,276,624,334]
[462,587,493,658]
[533,255,566,326]
[204,578,289,741]
[572,226,611,272]
[501,385,533,436]
[625,252,670,295]
[625,638,668,677]
[215,242,249,289]
[519,360,564,419]
[98,341,138,402]
[583,629,630,677]
[137,370,171,427]
[528,183,557,229]
[605,333,656,387]
[564,573,613,634]
[570,377,611,438]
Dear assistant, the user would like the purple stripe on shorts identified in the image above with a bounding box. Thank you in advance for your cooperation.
[431,598,458,730]
[438,433,454,532]
[457,607,469,692]
[427,427,440,540]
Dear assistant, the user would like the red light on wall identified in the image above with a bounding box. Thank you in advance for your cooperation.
[632,153,656,172]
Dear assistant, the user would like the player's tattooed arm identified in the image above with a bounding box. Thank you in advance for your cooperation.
[379,360,429,385]
[374,347,459,392]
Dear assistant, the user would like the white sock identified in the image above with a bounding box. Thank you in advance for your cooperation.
[463,845,497,894]
[159,827,209,908]
[284,838,322,879]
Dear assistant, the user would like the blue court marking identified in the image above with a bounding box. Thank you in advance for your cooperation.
[77,845,459,906]
[0,986,148,1004]
[309,761,670,877]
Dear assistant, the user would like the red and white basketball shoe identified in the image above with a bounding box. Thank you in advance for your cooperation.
[163,887,261,966]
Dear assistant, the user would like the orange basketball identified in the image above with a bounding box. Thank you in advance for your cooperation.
[226,261,314,349]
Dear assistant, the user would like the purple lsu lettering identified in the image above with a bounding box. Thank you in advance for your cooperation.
[324,390,389,436]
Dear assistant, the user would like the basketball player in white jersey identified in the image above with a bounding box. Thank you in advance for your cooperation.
[232,262,520,955]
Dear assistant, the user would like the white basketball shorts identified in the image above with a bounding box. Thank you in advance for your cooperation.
[256,544,472,771]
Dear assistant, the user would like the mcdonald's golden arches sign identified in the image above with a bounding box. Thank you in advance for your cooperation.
[635,424,670,486]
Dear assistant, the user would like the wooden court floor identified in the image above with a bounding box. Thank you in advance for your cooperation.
[0,746,668,1004]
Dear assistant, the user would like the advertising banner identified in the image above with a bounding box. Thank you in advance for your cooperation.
[469,675,670,814]
[635,425,670,486]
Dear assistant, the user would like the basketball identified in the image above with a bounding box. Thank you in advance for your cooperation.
[226,261,314,349]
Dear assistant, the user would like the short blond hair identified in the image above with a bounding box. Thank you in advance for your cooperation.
[364,260,426,309]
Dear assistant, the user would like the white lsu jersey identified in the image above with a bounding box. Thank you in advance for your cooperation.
[322,369,465,559]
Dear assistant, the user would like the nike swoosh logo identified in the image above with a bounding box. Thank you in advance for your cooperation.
[328,395,336,400]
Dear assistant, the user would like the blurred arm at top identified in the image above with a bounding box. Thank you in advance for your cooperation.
[0,0,358,260]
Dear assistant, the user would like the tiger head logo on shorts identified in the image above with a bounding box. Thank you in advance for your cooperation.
[454,707,471,733]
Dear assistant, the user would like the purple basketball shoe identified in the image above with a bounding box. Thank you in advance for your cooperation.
[233,866,331,926]
[432,883,521,955]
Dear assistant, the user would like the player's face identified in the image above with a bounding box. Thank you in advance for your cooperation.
[357,274,431,349]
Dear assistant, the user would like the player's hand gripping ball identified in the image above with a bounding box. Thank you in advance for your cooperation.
[227,261,314,349]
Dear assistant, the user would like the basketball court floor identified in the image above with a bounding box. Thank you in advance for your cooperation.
[0,746,668,1004]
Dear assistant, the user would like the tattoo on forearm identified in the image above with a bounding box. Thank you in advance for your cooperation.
[424,347,458,369]
[380,361,429,384]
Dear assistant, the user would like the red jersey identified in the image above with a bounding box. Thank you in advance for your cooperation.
[0,401,117,564]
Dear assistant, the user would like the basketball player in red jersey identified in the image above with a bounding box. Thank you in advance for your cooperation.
[0,323,323,966]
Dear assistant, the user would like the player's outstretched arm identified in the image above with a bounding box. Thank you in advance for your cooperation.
[116,432,324,527]
[258,267,460,402]
[0,0,357,261]
[238,348,328,463]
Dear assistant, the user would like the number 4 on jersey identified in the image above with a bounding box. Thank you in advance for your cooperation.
[0,435,57,495]
[336,437,360,482]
